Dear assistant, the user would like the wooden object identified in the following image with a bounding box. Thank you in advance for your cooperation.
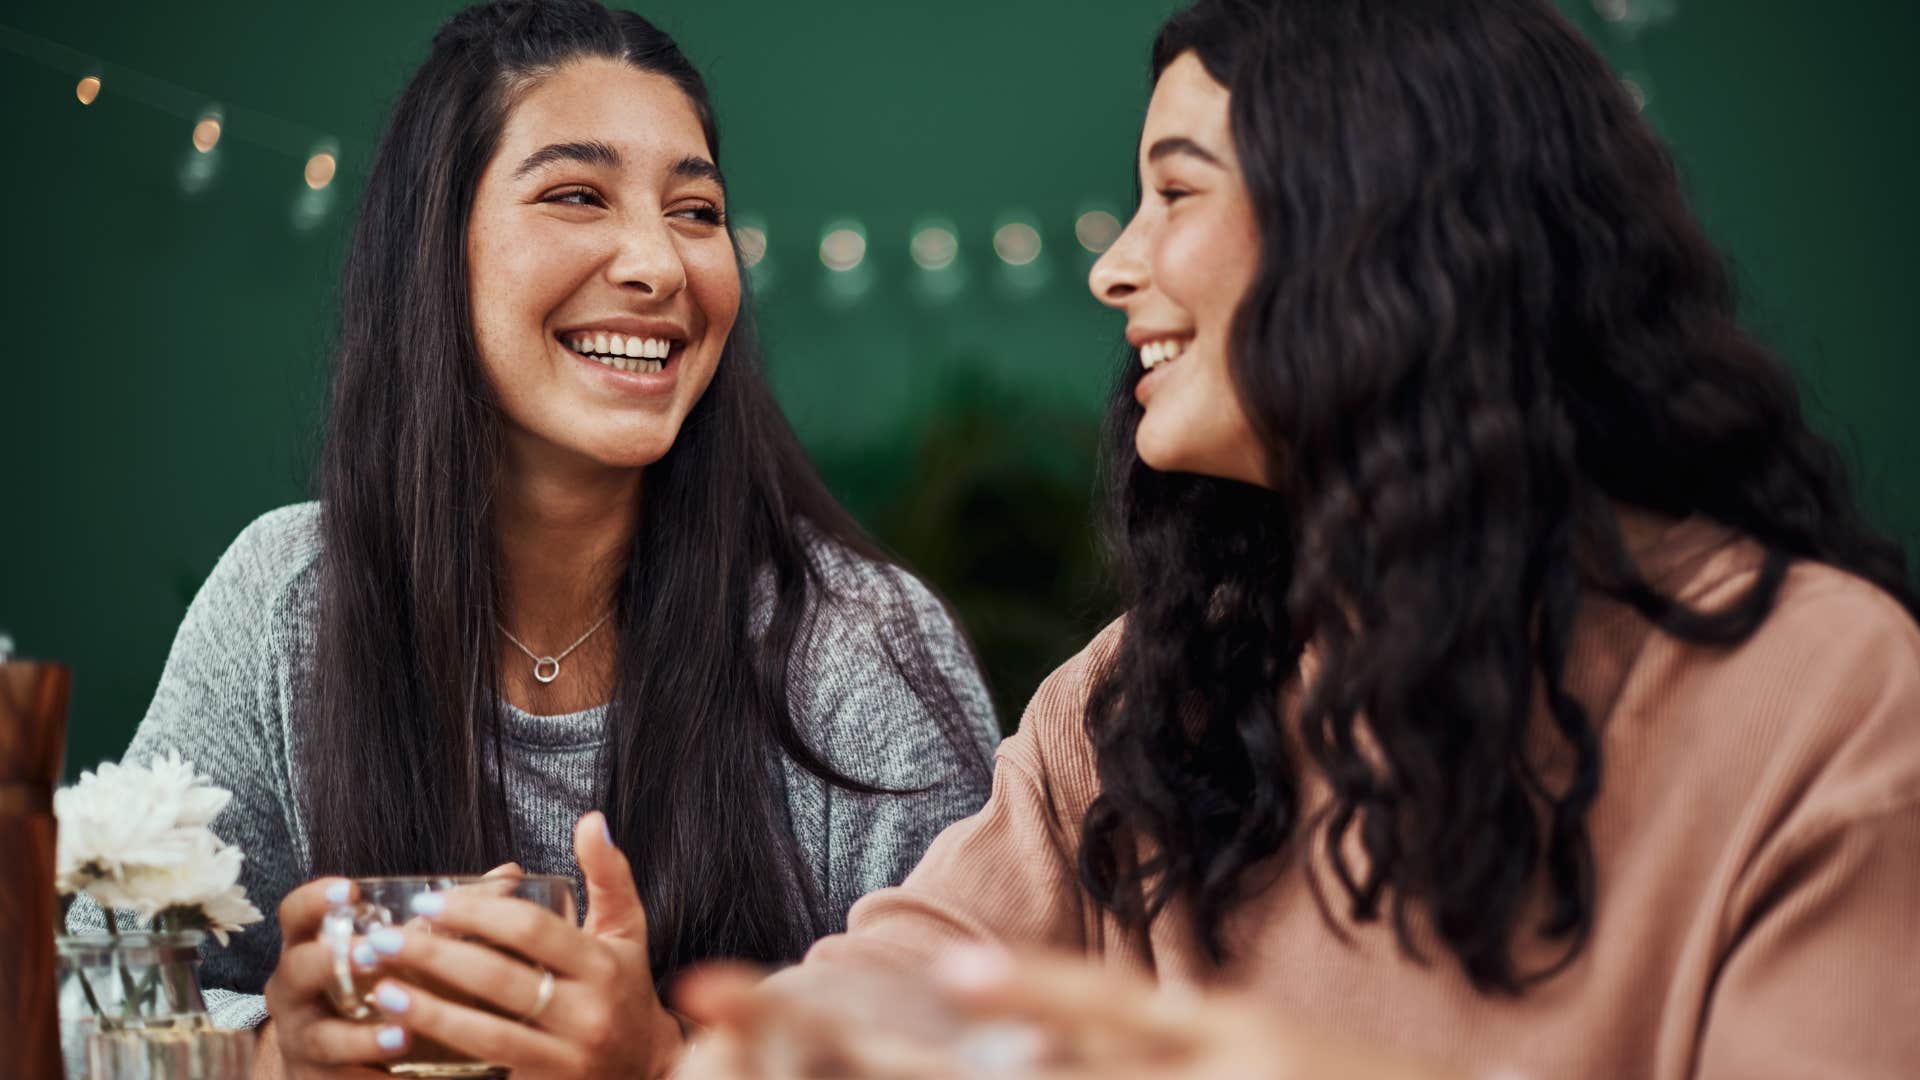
[0,654,72,1080]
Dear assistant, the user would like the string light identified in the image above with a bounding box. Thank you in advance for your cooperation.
[820,224,867,272]
[304,151,337,190]
[1074,210,1122,254]
[736,224,768,268]
[75,76,101,105]
[192,114,222,153]
[910,224,958,271]
[993,221,1042,267]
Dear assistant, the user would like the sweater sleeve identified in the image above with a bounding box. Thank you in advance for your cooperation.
[801,625,1117,971]
[65,506,318,1031]
[1693,800,1920,1079]
[1693,586,1920,1079]
[786,555,1003,931]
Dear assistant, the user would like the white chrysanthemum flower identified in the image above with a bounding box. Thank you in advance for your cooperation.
[53,754,262,944]
[134,834,264,946]
[54,763,193,892]
[147,750,232,828]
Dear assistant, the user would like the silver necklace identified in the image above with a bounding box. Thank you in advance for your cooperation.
[497,612,612,685]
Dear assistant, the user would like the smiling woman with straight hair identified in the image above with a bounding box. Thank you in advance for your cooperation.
[67,1,998,1076]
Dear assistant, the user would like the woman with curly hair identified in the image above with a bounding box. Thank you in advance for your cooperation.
[680,1,1920,1076]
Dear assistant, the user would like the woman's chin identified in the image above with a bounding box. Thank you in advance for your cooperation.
[1133,422,1189,475]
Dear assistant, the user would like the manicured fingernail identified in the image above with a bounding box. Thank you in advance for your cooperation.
[376,983,411,1015]
[352,942,378,969]
[937,945,1014,992]
[409,891,444,918]
[325,880,352,906]
[376,1025,406,1051]
[369,928,405,956]
[600,813,614,846]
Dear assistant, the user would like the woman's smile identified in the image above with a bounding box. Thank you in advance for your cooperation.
[554,318,690,396]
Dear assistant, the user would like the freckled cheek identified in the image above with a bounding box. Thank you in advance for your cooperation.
[477,222,600,315]
[685,248,742,340]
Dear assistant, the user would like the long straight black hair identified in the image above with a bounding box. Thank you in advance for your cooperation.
[307,0,986,977]
[1079,0,1917,994]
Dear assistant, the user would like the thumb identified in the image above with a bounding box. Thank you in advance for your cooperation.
[669,962,766,1029]
[576,811,646,940]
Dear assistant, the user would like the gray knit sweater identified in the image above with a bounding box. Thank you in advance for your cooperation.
[70,502,999,1029]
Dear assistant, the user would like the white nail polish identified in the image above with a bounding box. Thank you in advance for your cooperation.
[376,984,410,1014]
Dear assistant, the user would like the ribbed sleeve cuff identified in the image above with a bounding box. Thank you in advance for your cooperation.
[205,988,270,1031]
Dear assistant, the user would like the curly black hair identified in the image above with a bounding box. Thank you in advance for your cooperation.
[1079,0,1917,994]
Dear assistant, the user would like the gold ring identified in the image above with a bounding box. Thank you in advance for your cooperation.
[521,968,555,1024]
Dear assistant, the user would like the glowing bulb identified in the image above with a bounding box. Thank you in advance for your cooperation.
[1075,210,1122,254]
[736,225,768,268]
[993,221,1042,267]
[820,226,867,272]
[192,116,222,153]
[910,225,958,271]
[75,76,101,106]
[305,152,338,190]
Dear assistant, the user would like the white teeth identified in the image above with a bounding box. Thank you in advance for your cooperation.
[1139,338,1190,370]
[567,332,675,371]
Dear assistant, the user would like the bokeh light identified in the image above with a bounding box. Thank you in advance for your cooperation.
[1622,77,1649,111]
[910,224,958,271]
[820,224,868,272]
[304,151,337,190]
[736,224,768,268]
[192,116,222,153]
[75,77,101,106]
[993,221,1043,267]
[1074,209,1122,254]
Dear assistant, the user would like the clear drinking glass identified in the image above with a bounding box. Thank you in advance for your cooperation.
[321,875,576,1079]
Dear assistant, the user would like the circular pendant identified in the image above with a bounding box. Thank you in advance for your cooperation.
[532,657,561,684]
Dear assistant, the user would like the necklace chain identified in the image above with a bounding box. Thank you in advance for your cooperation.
[498,612,612,685]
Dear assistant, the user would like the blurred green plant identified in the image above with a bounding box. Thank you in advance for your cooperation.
[822,369,1119,732]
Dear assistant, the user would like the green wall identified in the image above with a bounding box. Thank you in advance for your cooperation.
[2,2,1914,778]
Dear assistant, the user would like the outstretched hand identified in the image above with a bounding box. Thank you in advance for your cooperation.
[672,947,1470,1080]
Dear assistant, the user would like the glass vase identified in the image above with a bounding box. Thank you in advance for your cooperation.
[54,932,251,1079]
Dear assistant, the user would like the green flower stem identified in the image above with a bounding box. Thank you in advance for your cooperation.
[75,968,112,1030]
[103,910,146,1023]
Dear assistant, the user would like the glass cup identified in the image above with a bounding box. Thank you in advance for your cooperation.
[320,875,576,1078]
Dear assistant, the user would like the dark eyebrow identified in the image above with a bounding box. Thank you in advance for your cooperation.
[513,139,622,179]
[670,154,726,191]
[1146,136,1226,168]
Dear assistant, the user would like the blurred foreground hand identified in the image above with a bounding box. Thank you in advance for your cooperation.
[672,947,1469,1080]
